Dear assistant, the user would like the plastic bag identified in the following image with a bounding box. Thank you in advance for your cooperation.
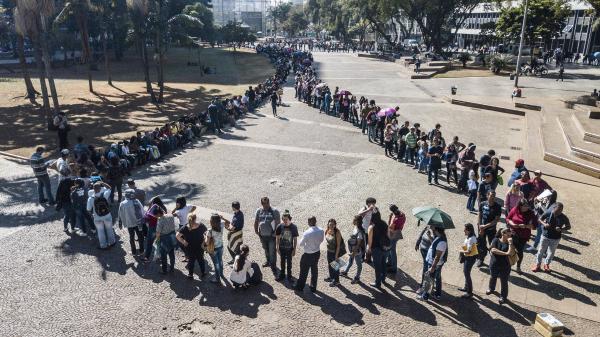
[152,238,161,262]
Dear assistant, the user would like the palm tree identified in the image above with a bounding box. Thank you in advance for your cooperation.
[13,5,45,104]
[55,0,95,92]
[19,0,60,113]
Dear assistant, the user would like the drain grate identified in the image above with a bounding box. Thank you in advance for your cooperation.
[510,128,521,131]
[510,146,522,150]
[500,156,511,160]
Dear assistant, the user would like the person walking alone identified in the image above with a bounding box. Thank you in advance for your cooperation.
[271,91,279,117]
[294,216,324,293]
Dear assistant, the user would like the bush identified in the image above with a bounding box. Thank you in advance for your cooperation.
[487,55,508,74]
[458,53,471,67]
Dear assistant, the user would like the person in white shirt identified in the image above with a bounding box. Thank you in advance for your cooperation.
[55,149,73,183]
[171,197,196,228]
[86,182,114,249]
[294,216,324,293]
[229,244,262,288]
[357,197,376,262]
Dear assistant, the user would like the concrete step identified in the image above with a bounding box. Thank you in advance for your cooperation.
[540,117,600,179]
[572,108,600,144]
[557,115,600,166]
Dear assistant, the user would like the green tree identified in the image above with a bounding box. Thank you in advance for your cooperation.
[586,0,600,31]
[269,2,291,37]
[495,0,571,45]
[282,6,308,37]
[181,1,214,43]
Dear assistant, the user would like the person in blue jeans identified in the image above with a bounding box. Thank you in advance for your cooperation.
[341,216,365,283]
[466,164,480,212]
[420,227,447,301]
[367,210,389,290]
[30,147,55,204]
[206,213,225,284]
[427,139,443,185]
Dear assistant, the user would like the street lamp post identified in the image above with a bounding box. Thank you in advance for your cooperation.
[514,0,529,87]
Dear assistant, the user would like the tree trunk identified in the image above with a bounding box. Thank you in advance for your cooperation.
[77,15,94,92]
[103,32,112,85]
[33,37,50,113]
[141,36,157,103]
[38,16,60,113]
[17,35,37,100]
[157,0,164,103]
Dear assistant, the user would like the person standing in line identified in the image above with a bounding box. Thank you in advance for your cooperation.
[208,99,223,134]
[172,197,196,229]
[30,147,55,205]
[275,210,299,282]
[86,181,115,250]
[387,205,405,274]
[476,191,502,267]
[254,197,281,270]
[177,213,207,279]
[487,228,515,305]
[415,225,434,294]
[427,138,444,185]
[403,127,418,165]
[341,215,366,284]
[224,201,244,265]
[458,223,479,299]
[55,177,76,234]
[357,197,377,262]
[206,213,225,284]
[118,189,145,256]
[532,203,570,272]
[71,178,92,235]
[270,91,279,117]
[368,209,390,290]
[556,64,564,82]
[142,197,168,261]
[155,209,177,275]
[54,149,73,184]
[294,216,324,293]
[419,226,448,301]
[324,219,344,287]
[504,183,522,216]
[126,179,146,205]
[506,198,536,274]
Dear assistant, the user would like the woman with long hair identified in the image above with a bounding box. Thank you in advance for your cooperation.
[324,218,344,287]
[487,228,515,304]
[341,215,365,284]
[142,196,168,262]
[368,209,389,290]
[229,244,262,289]
[458,223,478,299]
[205,214,225,284]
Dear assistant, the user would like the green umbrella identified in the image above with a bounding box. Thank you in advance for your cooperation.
[411,206,455,229]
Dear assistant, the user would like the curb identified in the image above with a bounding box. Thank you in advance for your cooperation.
[541,124,600,179]
[556,117,600,166]
[0,150,29,164]
[448,98,526,116]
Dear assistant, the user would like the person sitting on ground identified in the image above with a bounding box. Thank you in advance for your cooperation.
[229,244,262,289]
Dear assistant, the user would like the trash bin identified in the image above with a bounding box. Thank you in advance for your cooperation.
[510,74,515,80]
[451,86,457,95]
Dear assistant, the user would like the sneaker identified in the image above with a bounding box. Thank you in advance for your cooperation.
[516,266,523,275]
[416,287,424,295]
[461,293,473,299]
[309,286,317,293]
[486,290,494,295]
[531,264,541,272]
[543,264,551,272]
[369,282,381,289]
[351,278,359,284]
[227,260,235,265]
[324,277,333,282]
[499,297,508,305]
[275,275,285,282]
[329,281,339,287]
[457,287,467,292]
[262,262,270,268]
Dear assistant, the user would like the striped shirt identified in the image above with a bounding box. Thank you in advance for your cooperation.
[30,152,49,177]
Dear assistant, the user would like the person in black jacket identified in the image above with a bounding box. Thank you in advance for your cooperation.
[56,177,76,233]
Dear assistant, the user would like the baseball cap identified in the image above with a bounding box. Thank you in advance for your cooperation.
[61,149,70,155]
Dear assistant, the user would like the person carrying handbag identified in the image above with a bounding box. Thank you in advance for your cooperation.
[458,223,479,299]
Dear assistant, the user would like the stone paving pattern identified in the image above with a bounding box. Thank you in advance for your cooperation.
[1,53,600,337]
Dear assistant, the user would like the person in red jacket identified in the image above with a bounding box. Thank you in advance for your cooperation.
[506,198,536,274]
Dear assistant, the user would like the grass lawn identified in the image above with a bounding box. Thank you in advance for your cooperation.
[0,47,274,158]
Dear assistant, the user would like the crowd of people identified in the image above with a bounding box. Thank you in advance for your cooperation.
[30,42,572,305]
[291,50,572,303]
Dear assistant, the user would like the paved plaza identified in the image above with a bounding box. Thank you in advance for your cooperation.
[1,52,600,336]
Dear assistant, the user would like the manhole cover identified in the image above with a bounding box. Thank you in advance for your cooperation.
[500,156,511,160]
[510,128,521,131]
[510,146,522,150]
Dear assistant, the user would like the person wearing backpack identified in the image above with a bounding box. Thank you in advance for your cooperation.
[254,197,281,270]
[341,215,365,284]
[275,210,298,282]
[367,209,390,290]
[86,181,115,249]
[487,228,515,305]
[419,227,448,301]
[118,189,145,256]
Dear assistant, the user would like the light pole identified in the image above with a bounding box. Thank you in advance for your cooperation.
[514,0,529,87]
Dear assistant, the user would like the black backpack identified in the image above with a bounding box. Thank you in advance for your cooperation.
[94,195,111,217]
